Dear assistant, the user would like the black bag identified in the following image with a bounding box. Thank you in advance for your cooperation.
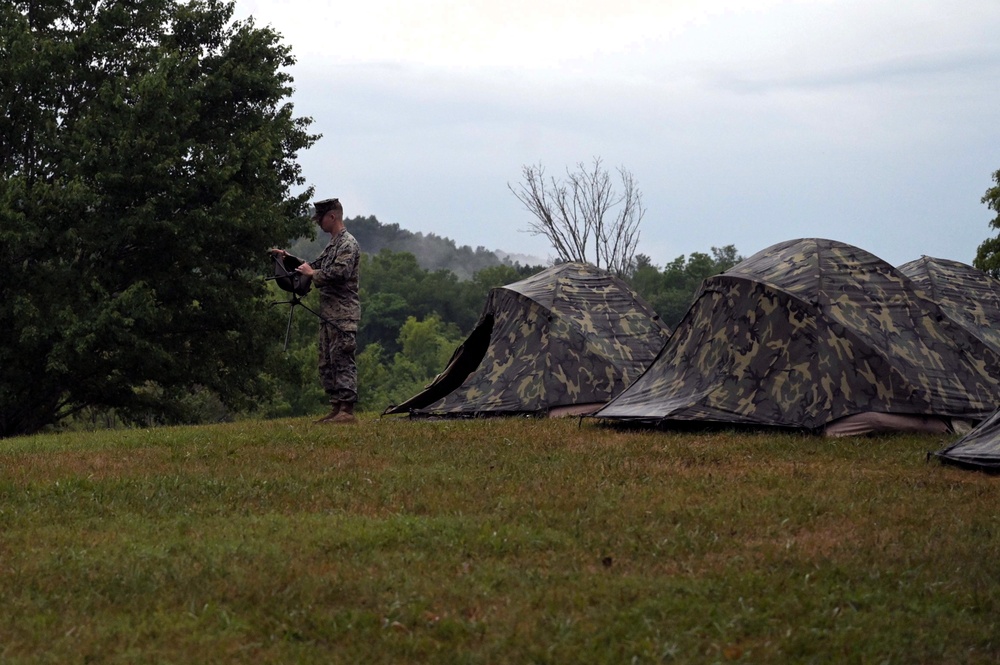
[272,254,311,297]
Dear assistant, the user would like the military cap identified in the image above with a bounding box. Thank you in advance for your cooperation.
[312,198,341,219]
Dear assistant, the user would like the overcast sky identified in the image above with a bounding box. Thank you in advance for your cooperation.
[232,0,1000,268]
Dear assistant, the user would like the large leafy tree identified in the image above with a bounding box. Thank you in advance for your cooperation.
[974,170,1000,277]
[0,0,317,436]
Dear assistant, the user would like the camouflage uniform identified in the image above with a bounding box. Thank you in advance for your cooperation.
[309,230,361,403]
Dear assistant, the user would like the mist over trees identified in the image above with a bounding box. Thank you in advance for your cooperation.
[291,216,509,280]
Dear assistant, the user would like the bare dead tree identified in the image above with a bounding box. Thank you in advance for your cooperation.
[508,158,644,276]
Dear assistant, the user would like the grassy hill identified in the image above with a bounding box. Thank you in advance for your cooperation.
[2,418,997,663]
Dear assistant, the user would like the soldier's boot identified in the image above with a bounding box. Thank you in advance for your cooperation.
[313,399,342,424]
[329,401,358,424]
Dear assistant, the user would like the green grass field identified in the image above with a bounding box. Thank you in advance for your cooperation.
[1,416,997,664]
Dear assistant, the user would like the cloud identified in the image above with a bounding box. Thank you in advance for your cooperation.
[710,46,1000,95]
[238,0,1000,268]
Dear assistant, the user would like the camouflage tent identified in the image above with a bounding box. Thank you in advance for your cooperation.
[897,256,1000,354]
[384,262,670,417]
[594,238,1000,434]
[933,407,1000,472]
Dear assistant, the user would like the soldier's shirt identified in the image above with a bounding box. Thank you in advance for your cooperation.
[309,230,361,331]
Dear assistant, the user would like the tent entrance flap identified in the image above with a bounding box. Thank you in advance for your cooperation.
[382,315,495,415]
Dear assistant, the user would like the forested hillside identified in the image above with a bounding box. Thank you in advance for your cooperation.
[290,215,515,279]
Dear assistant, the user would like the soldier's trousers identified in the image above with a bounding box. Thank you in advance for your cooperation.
[318,324,358,403]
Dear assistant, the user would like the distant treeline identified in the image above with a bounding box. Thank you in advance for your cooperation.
[290,215,519,279]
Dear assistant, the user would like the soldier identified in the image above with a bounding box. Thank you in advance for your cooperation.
[270,198,361,424]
